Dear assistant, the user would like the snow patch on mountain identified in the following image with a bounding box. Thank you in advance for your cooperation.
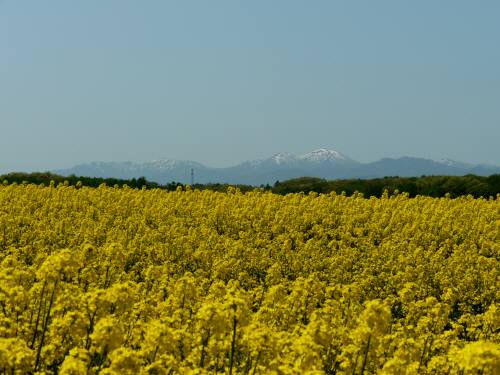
[438,158,473,169]
[146,159,203,170]
[299,148,346,162]
[269,152,298,165]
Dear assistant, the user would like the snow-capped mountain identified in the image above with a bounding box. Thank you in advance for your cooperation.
[249,149,357,168]
[59,160,208,183]
[55,150,500,185]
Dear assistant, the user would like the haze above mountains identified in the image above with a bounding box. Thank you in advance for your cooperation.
[55,149,500,186]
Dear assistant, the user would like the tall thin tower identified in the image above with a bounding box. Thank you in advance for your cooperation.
[190,168,194,186]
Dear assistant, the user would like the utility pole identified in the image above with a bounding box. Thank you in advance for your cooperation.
[191,168,194,186]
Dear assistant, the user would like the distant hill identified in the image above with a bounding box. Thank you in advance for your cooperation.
[54,149,500,185]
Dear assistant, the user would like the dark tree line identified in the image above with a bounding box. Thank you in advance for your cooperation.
[272,174,500,198]
[2,172,499,198]
[0,172,167,190]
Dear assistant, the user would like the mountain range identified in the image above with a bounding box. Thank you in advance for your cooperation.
[55,149,500,185]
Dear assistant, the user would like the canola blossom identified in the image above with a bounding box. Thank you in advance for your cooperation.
[0,183,498,374]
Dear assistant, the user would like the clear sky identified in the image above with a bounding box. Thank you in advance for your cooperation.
[1,1,499,172]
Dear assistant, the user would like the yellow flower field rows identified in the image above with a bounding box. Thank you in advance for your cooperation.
[0,184,498,374]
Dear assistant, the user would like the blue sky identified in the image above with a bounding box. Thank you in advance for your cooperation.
[1,1,499,172]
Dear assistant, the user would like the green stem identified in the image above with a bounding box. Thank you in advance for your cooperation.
[229,305,238,375]
[251,351,261,375]
[34,279,58,371]
[30,280,47,349]
[359,334,371,375]
[199,328,211,368]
